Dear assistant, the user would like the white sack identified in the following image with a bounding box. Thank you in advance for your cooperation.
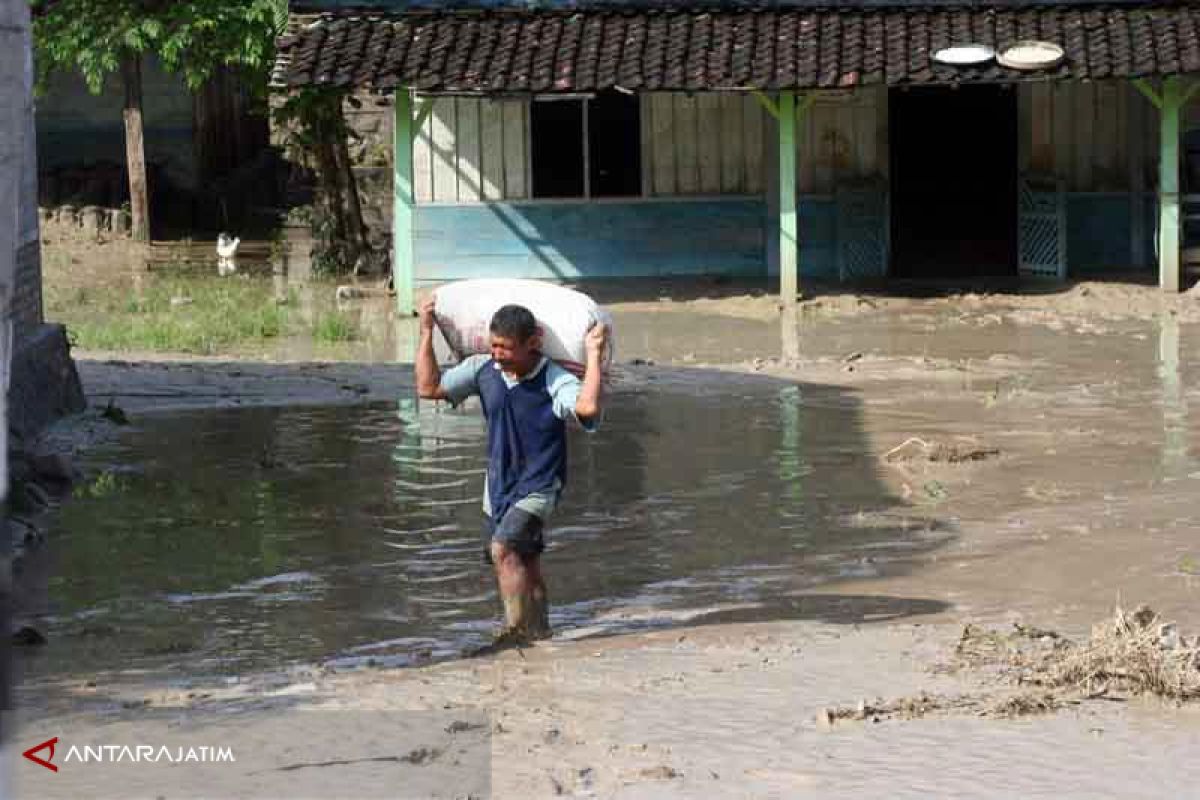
[433,279,614,373]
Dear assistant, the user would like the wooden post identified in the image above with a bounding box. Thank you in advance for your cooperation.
[121,52,149,242]
[1160,77,1182,293]
[393,89,416,316]
[778,91,798,306]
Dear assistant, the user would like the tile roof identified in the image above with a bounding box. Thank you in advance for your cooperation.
[275,5,1200,92]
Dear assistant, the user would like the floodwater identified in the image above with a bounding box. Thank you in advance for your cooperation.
[24,371,948,684]
[21,266,1200,694]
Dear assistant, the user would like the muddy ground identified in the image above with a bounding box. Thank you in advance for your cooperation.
[10,235,1200,797]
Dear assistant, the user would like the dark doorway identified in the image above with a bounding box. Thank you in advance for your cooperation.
[531,99,585,198]
[589,91,641,197]
[890,86,1018,278]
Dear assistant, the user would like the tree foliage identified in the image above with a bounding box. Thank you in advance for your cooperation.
[31,0,286,92]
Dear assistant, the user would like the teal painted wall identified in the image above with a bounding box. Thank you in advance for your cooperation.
[413,198,844,282]
[1066,193,1155,274]
[411,193,1154,283]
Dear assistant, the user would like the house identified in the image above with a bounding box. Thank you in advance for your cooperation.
[274,1,1200,313]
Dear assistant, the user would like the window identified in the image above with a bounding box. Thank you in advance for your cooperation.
[531,91,642,199]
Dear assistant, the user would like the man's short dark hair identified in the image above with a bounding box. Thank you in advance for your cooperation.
[490,304,538,342]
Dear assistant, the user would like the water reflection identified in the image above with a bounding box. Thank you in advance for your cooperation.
[31,374,951,683]
[1158,314,1190,479]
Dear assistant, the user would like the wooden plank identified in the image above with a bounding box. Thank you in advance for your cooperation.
[640,94,653,197]
[502,100,526,199]
[674,93,700,194]
[1074,82,1095,190]
[651,93,676,195]
[838,102,856,183]
[1029,84,1051,173]
[812,102,836,194]
[480,99,505,200]
[1129,82,1147,267]
[874,87,889,179]
[455,98,481,202]
[744,94,764,194]
[413,99,434,203]
[1053,82,1073,188]
[431,97,457,203]
[1112,81,1128,187]
[719,94,744,193]
[853,93,876,179]
[698,94,722,193]
[779,91,798,305]
[1093,82,1120,190]
[393,90,415,315]
[795,98,814,194]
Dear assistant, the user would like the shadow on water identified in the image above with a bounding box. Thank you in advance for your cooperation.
[23,366,954,686]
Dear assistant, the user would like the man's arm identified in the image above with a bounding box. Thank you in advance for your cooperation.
[574,323,607,422]
[416,297,449,400]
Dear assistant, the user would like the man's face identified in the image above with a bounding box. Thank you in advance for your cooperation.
[490,332,538,374]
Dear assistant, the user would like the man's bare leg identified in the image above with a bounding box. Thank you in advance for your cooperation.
[491,541,542,639]
[526,555,551,639]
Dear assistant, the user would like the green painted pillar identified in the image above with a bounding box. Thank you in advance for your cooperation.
[778,91,798,306]
[393,88,416,315]
[1159,77,1182,293]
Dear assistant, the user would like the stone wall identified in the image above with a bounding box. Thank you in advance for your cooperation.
[14,240,42,337]
[345,95,395,247]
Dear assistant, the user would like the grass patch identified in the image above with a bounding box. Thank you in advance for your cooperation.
[312,310,358,343]
[49,277,288,355]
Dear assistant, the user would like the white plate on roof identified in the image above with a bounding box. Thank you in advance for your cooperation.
[932,44,996,66]
[998,41,1066,70]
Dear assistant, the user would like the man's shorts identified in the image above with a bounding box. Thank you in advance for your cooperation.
[483,507,546,561]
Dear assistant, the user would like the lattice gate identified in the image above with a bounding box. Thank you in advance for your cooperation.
[836,184,890,281]
[1018,175,1067,279]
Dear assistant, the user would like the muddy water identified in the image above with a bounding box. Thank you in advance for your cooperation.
[31,267,1200,689]
[27,374,950,683]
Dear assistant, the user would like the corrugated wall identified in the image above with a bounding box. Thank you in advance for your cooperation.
[1019,80,1153,191]
[644,92,766,196]
[410,89,889,202]
[796,87,888,195]
[413,97,530,202]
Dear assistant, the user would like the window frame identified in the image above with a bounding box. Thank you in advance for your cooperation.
[529,93,643,202]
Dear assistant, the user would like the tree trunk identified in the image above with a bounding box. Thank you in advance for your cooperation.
[121,52,150,242]
[332,128,369,263]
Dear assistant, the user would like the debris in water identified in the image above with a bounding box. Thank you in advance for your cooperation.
[639,765,681,780]
[883,437,1000,464]
[101,399,129,425]
[12,626,47,646]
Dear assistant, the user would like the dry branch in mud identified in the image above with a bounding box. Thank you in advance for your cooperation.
[1015,605,1200,701]
[882,437,1000,465]
[822,605,1200,725]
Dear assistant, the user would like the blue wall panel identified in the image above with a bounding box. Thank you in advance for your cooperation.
[414,198,843,282]
[1066,193,1154,274]
[416,199,760,282]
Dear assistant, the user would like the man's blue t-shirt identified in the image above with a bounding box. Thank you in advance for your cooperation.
[439,355,596,521]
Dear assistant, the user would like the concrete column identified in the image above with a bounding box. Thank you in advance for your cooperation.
[393,89,416,316]
[778,92,798,306]
[1159,77,1183,293]
[0,1,27,787]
